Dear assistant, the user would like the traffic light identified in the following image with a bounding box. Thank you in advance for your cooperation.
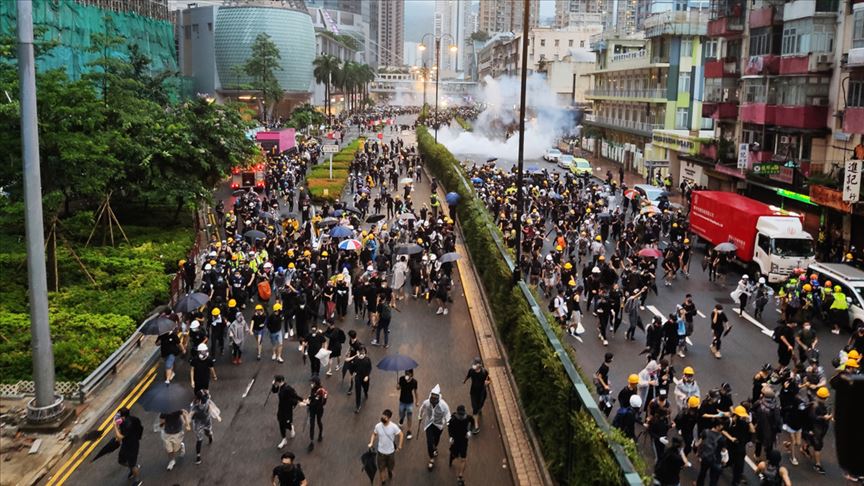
[833,374,864,477]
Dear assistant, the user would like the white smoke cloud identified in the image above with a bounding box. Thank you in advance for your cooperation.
[439,74,575,160]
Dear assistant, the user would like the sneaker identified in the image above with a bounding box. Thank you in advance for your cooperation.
[179,442,186,457]
[195,455,202,465]
[167,459,176,471]
[278,438,288,449]
[602,339,608,346]
[406,431,413,440]
[436,307,443,315]
[472,428,480,435]
[257,354,261,361]
[290,425,295,438]
[831,329,840,335]
[334,365,341,371]
[289,329,295,337]
[307,442,315,452]
[814,464,826,475]
[427,460,435,470]
[271,354,276,361]
[164,379,171,385]
[132,481,143,486]
[276,356,284,363]
[791,457,799,466]
[443,308,448,315]
[371,339,379,346]
[326,370,333,376]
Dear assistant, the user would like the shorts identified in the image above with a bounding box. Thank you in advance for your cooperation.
[398,402,414,418]
[470,389,487,415]
[164,353,176,370]
[254,328,265,339]
[450,440,468,458]
[117,442,139,467]
[377,452,395,471]
[269,330,283,345]
[161,430,184,453]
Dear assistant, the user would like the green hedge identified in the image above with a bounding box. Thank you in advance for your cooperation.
[454,116,472,132]
[416,126,647,484]
[307,138,363,203]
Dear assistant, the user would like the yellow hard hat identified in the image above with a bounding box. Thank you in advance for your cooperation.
[287,249,295,257]
[848,349,861,360]
[209,259,217,266]
[273,303,282,311]
[321,251,329,257]
[228,299,237,308]
[555,245,563,251]
[231,254,238,261]
[304,250,312,257]
[684,238,690,244]
[595,235,601,241]
[598,255,606,261]
[417,238,423,244]
[215,241,221,248]
[835,285,842,292]
[803,284,812,292]
[816,387,829,399]
[847,253,855,260]
[211,308,220,316]
[255,304,264,311]
[586,208,591,213]
[178,259,186,266]
[564,262,573,270]
[733,405,748,418]
[288,262,295,269]
[687,396,700,408]
[846,358,860,368]
[568,278,576,287]
[683,366,695,375]
[628,374,639,385]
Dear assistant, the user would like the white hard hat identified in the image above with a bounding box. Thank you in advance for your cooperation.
[190,321,200,330]
[629,395,643,408]
[592,267,601,274]
[197,343,208,352]
[742,274,749,280]
[758,277,766,284]
[204,264,212,271]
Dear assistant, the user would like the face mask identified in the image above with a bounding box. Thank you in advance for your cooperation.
[472,364,480,371]
[199,352,208,359]
[380,417,388,424]
[359,354,366,359]
[430,396,440,406]
[804,325,811,331]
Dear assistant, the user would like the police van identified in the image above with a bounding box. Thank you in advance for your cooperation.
[807,262,864,332]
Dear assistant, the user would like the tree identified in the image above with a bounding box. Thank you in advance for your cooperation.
[244,33,283,124]
[469,31,490,43]
[313,54,340,121]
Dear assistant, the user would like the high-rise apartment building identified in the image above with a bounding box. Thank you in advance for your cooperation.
[478,0,539,34]
[378,0,405,66]
[555,0,604,28]
[433,0,472,73]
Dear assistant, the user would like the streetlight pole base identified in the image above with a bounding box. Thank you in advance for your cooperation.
[26,395,65,425]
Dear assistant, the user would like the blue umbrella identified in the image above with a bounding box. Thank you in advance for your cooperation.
[445,192,460,205]
[377,354,419,372]
[470,177,483,184]
[525,165,541,173]
[329,225,353,238]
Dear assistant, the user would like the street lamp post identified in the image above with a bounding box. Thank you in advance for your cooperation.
[512,0,531,283]
[419,33,456,143]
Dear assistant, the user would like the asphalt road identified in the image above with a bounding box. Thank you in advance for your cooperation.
[444,126,848,485]
[59,121,513,486]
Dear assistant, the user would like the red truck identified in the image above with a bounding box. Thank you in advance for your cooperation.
[689,191,815,282]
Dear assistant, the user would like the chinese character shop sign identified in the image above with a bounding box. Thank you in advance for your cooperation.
[845,160,862,203]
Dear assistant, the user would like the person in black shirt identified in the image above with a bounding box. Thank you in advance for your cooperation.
[774,320,797,368]
[267,304,286,363]
[306,377,327,452]
[447,405,476,485]
[302,324,327,377]
[156,326,182,385]
[251,305,268,360]
[323,322,345,377]
[595,352,614,417]
[273,375,303,449]
[114,407,143,486]
[159,409,188,470]
[343,330,362,394]
[709,304,728,359]
[353,347,372,413]
[271,451,307,486]
[397,370,418,439]
[463,358,490,434]
[190,343,217,394]
[653,436,689,486]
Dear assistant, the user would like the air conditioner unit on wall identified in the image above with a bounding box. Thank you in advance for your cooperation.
[816,54,832,65]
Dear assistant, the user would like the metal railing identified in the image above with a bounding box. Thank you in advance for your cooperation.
[445,158,643,486]
[585,88,667,100]
[584,115,664,134]
[644,10,710,37]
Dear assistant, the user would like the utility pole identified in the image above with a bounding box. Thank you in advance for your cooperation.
[512,0,530,283]
[434,37,441,142]
[17,0,60,421]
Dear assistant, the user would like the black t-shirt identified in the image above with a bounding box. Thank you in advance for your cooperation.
[398,376,417,404]
[267,312,284,333]
[653,447,685,484]
[711,310,727,330]
[775,325,796,347]
[272,463,306,486]
[252,313,267,331]
[160,410,184,434]
[305,332,326,356]
[190,356,214,385]
[157,331,180,357]
[596,363,610,389]
[465,368,489,394]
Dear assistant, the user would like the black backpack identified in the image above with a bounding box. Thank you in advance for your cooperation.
[699,431,722,464]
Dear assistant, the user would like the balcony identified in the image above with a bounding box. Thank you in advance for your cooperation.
[779,53,833,74]
[707,16,744,37]
[584,88,667,101]
[783,0,839,22]
[583,114,664,136]
[744,54,780,75]
[845,47,864,68]
[843,106,864,134]
[599,48,670,72]
[740,103,777,124]
[643,10,709,38]
[740,103,829,128]
[703,101,739,120]
[750,150,775,163]
[749,6,777,28]
[704,58,740,78]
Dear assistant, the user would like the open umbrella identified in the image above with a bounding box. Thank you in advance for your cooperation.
[231,189,247,197]
[331,209,345,217]
[258,211,277,221]
[376,354,419,372]
[399,177,414,184]
[317,217,339,227]
[714,242,737,253]
[338,239,362,251]
[623,189,639,200]
[329,225,354,238]
[244,229,266,241]
[438,252,461,264]
[637,248,663,259]
[138,383,194,413]
[361,449,378,484]
[397,213,416,221]
[91,437,121,463]
[394,244,423,255]
[525,165,541,173]
[486,158,498,163]
[445,192,460,205]
[141,317,176,336]
[470,177,484,184]
[174,292,210,313]
[366,214,386,224]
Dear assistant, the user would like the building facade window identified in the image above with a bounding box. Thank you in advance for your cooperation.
[848,79,864,107]
[675,108,689,129]
[569,39,574,47]
[678,72,691,93]
[703,39,718,59]
[555,39,560,47]
[540,39,545,46]
[854,10,864,48]
[680,39,693,57]
[782,19,834,55]
[749,27,771,56]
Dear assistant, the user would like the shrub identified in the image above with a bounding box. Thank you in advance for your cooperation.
[306,138,362,203]
[416,125,647,484]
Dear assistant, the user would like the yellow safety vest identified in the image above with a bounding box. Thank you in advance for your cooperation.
[831,291,849,310]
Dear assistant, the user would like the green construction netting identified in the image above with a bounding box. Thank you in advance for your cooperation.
[0,0,177,80]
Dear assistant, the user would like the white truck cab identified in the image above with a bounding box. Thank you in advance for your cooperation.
[752,216,815,283]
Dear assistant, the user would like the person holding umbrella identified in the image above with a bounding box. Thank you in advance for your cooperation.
[367,409,404,485]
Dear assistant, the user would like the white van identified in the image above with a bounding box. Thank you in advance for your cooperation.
[807,262,864,332]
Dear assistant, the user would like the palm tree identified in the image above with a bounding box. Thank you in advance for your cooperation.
[355,64,376,109]
[337,61,359,113]
[312,54,340,121]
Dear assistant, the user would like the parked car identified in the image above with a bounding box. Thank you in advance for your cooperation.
[557,154,575,169]
[543,148,561,162]
[806,262,864,331]
[569,158,593,176]
[633,184,666,205]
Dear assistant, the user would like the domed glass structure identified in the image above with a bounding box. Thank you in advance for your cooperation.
[214,5,315,94]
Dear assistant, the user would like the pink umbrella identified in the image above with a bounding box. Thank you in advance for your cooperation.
[637,247,663,258]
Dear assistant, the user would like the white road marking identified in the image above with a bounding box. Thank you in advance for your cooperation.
[242,378,255,398]
[646,305,664,318]
[739,311,775,338]
[685,337,693,346]
[696,310,706,319]
[745,455,758,471]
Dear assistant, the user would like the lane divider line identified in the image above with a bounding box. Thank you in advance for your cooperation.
[738,311,775,338]
[47,365,158,486]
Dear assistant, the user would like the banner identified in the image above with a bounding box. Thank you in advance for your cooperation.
[844,160,862,203]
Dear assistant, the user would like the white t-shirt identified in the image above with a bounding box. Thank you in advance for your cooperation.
[374,421,402,454]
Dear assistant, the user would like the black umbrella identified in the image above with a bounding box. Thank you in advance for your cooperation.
[138,383,194,413]
[394,244,423,255]
[232,189,247,196]
[438,252,461,264]
[366,214,386,224]
[91,437,120,463]
[318,217,339,227]
[141,317,176,336]
[486,157,498,163]
[258,211,277,221]
[244,229,267,241]
[174,292,210,313]
[361,449,378,484]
